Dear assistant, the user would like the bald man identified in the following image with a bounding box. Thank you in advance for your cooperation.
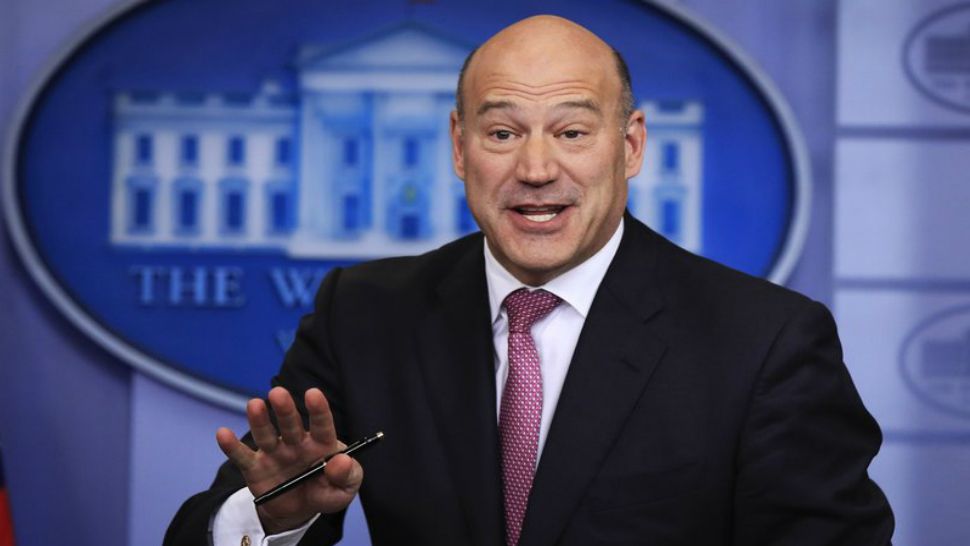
[166,15,893,546]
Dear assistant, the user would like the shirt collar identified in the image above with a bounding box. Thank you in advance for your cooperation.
[483,220,624,323]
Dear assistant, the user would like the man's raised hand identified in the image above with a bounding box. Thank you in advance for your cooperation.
[215,387,362,534]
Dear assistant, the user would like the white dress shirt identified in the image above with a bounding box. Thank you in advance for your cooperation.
[212,221,624,545]
[485,221,623,463]
[212,488,319,546]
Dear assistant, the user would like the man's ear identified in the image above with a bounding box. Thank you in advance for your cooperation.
[623,110,646,179]
[450,110,466,180]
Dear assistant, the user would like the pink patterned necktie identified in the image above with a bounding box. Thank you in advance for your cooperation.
[499,287,562,546]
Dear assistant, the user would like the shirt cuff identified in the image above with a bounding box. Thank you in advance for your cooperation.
[212,487,320,546]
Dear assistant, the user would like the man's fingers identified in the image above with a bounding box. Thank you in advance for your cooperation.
[269,387,305,446]
[216,427,257,470]
[306,388,337,446]
[247,398,280,453]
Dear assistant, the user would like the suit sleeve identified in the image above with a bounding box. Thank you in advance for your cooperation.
[164,268,348,546]
[732,300,894,545]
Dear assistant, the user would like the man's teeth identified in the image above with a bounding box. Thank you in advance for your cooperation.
[524,212,557,223]
[515,205,563,223]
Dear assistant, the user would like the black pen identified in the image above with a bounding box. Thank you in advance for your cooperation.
[253,431,384,506]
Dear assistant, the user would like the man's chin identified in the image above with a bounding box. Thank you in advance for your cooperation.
[501,249,575,285]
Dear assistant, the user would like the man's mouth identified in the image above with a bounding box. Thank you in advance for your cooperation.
[513,205,567,223]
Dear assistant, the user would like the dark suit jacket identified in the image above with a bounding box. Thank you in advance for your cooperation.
[166,216,893,545]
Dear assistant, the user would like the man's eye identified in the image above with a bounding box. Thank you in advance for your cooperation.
[561,130,583,139]
[492,130,513,141]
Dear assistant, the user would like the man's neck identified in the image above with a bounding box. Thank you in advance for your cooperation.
[483,219,625,321]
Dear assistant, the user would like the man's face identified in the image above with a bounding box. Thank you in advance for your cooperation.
[450,18,645,285]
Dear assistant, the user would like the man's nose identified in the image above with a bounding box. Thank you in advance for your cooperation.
[515,134,559,186]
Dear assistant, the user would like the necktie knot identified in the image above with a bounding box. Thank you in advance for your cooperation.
[503,288,562,334]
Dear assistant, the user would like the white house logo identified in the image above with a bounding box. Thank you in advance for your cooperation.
[900,306,970,418]
[903,3,970,113]
[110,35,703,259]
[3,0,809,409]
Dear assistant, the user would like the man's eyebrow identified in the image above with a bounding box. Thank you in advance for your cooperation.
[553,99,601,114]
[476,100,518,116]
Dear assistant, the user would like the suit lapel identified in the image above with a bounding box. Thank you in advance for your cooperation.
[414,238,505,546]
[520,219,668,546]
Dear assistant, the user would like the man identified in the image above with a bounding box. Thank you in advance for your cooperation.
[166,15,893,546]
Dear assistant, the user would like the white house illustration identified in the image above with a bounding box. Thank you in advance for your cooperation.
[629,100,704,251]
[109,23,704,258]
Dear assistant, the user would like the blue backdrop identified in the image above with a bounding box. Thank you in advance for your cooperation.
[2,1,969,545]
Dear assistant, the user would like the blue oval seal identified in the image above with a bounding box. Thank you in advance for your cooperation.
[900,305,970,419]
[3,0,810,409]
[903,3,970,114]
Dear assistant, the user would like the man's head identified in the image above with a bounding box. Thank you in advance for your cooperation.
[450,15,646,285]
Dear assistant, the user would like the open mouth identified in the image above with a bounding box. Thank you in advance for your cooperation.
[513,205,567,223]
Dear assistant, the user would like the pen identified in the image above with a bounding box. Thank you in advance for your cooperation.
[253,431,384,506]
